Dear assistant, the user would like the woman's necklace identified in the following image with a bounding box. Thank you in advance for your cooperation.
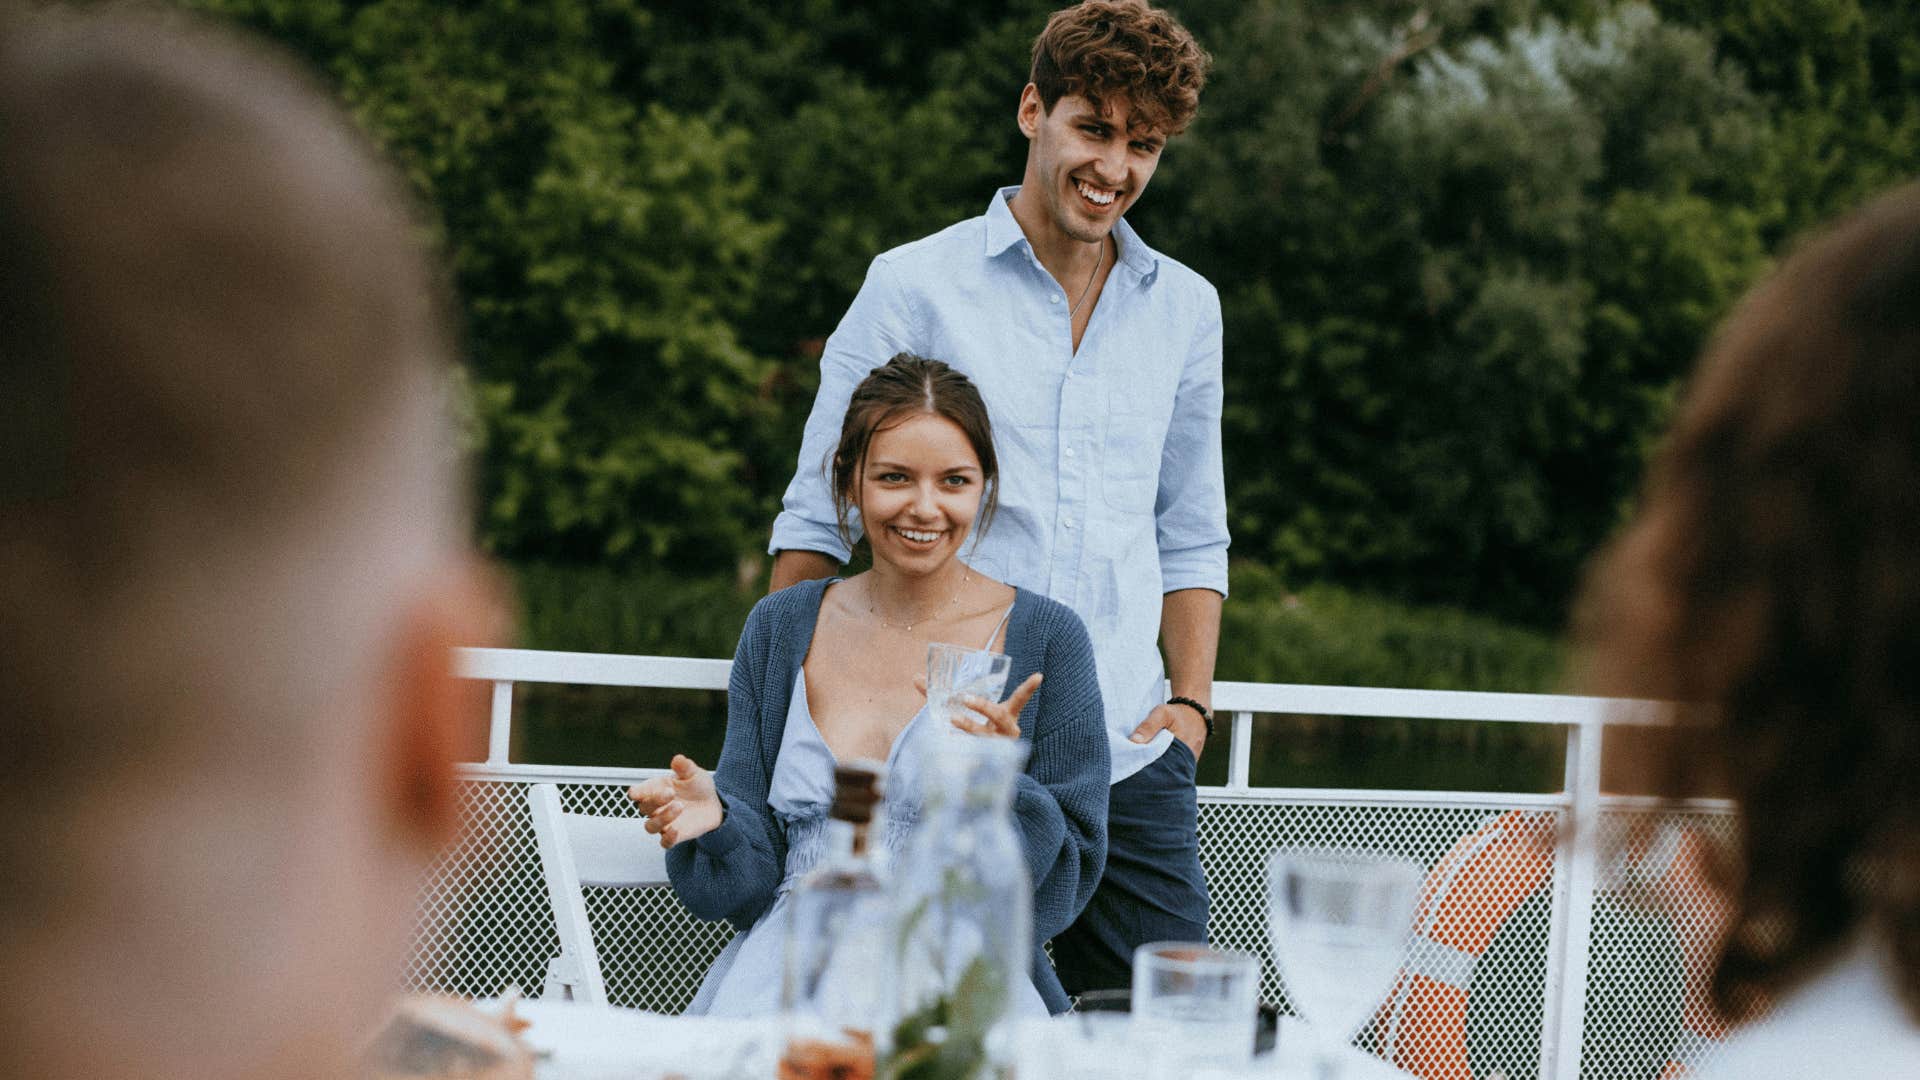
[868,571,970,631]
[1067,238,1107,320]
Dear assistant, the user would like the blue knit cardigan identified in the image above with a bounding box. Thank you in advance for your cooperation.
[663,577,1110,1013]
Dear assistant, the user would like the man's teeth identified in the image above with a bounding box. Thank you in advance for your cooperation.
[1076,180,1117,205]
[897,527,939,543]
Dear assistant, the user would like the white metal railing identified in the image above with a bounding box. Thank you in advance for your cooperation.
[433,647,1731,1080]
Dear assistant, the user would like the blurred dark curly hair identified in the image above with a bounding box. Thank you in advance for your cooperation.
[1029,0,1209,136]
[1574,182,1920,1023]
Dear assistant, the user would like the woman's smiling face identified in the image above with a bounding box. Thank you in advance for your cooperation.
[855,411,985,574]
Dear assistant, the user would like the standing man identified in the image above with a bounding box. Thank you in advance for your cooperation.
[768,0,1225,996]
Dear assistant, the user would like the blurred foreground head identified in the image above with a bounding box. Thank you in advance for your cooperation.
[1577,183,1920,1021]
[0,7,494,1078]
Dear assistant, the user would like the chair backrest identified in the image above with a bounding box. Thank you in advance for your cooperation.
[527,783,670,1005]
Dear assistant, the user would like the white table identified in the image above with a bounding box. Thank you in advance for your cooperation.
[513,1000,775,1079]
[509,999,1410,1079]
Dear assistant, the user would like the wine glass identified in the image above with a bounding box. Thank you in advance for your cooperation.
[1266,851,1423,1074]
[926,642,1011,735]
[1130,943,1261,1075]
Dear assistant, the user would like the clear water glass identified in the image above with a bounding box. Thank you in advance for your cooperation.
[1130,942,1261,1076]
[1017,1012,1137,1080]
[925,642,1012,735]
[1266,851,1423,1073]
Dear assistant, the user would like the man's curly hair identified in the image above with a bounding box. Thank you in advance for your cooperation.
[1030,1,1210,136]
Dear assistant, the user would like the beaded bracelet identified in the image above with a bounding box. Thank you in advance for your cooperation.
[1167,695,1214,741]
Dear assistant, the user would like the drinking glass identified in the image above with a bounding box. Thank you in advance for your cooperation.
[1129,942,1261,1076]
[925,642,1012,735]
[1017,1009,1136,1080]
[1265,851,1423,1075]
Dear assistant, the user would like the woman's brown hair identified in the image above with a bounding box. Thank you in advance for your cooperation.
[1029,0,1210,136]
[830,353,1000,552]
[1574,182,1920,1022]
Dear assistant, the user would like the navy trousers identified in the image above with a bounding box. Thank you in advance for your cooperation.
[1049,739,1211,996]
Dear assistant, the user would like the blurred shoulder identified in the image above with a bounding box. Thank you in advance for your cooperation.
[1696,938,1920,1080]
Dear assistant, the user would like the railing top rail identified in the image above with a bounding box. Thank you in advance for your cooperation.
[454,647,1665,726]
[1207,679,1664,725]
[451,761,1734,813]
[458,647,732,690]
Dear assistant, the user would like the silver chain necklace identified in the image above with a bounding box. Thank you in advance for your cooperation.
[868,571,970,631]
[1068,239,1107,320]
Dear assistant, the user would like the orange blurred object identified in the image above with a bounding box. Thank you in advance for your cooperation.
[777,1030,875,1080]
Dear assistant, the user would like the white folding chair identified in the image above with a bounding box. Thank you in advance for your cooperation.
[527,782,670,1004]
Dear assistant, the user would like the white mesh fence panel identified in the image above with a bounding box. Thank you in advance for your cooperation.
[408,779,733,1013]
[408,778,1739,1079]
[1580,809,1739,1080]
[1201,801,1559,1079]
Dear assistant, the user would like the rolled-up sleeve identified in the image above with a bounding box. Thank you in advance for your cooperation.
[1154,285,1230,596]
[769,256,920,560]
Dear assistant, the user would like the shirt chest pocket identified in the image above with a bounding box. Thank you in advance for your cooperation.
[1101,383,1173,516]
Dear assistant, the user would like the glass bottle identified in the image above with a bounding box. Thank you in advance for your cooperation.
[781,761,889,1080]
[882,736,1031,1080]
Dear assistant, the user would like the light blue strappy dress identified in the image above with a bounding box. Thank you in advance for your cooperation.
[686,607,1046,1019]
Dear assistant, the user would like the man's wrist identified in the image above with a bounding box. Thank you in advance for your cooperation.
[1167,696,1213,741]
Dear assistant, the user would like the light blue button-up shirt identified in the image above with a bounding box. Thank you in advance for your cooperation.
[770,187,1230,783]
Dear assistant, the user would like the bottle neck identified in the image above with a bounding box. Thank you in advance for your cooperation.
[826,817,872,860]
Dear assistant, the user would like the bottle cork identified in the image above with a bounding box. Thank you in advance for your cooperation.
[829,761,884,825]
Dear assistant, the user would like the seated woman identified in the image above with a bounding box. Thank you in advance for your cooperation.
[1575,183,1920,1076]
[628,353,1109,1017]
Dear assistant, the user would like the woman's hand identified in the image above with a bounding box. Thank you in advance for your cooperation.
[951,672,1043,739]
[627,754,723,848]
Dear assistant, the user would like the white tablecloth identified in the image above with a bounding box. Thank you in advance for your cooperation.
[513,1000,775,1079]
[509,999,1410,1079]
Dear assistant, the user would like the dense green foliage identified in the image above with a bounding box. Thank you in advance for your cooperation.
[183,0,1920,625]
[1220,564,1565,689]
[1152,3,1782,621]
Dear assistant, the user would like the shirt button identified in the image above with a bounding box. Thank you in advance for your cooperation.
[1063,517,1076,529]
[1050,294,1062,304]
[1065,446,1076,458]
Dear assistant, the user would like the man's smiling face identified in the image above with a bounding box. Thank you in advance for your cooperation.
[1017,85,1166,247]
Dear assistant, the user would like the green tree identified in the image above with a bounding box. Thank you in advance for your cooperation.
[189,0,780,570]
[1655,0,1920,239]
[1155,2,1774,623]
[172,0,1920,628]
[626,1,1052,532]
